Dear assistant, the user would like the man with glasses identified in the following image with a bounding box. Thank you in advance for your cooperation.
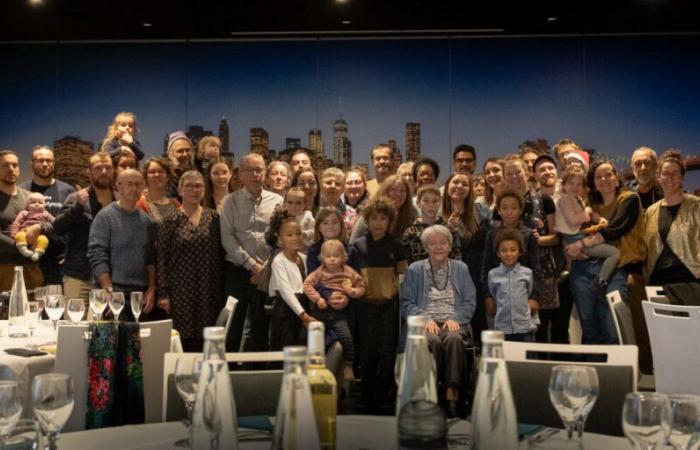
[87,169,155,321]
[626,146,664,211]
[19,146,75,284]
[453,144,477,175]
[220,153,282,352]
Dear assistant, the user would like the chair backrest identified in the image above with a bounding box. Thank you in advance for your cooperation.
[642,301,700,395]
[607,290,637,345]
[140,320,172,423]
[503,341,638,436]
[215,296,238,341]
[54,323,89,432]
[645,285,669,303]
[162,351,285,422]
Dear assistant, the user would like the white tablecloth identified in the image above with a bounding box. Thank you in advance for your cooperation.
[59,416,630,450]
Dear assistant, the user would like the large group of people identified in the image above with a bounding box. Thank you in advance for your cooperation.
[1,111,699,416]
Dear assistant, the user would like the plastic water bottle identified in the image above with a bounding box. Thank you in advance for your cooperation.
[471,330,518,450]
[8,266,29,338]
[271,346,320,450]
[191,326,238,450]
[397,315,444,450]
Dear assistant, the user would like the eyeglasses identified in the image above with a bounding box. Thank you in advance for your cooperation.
[455,158,475,164]
[659,171,682,179]
[242,167,264,174]
[298,181,317,188]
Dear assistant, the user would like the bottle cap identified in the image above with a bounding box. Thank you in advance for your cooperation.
[481,330,505,343]
[407,315,427,328]
[203,326,225,340]
[283,346,308,361]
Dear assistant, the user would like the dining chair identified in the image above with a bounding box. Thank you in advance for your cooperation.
[642,301,700,395]
[606,290,636,345]
[503,341,638,436]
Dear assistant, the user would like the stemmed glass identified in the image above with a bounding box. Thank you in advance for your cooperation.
[44,294,65,331]
[623,392,671,450]
[66,298,85,323]
[548,365,599,441]
[668,394,700,450]
[44,285,63,297]
[32,373,74,450]
[109,292,125,321]
[33,287,46,323]
[3,419,42,450]
[89,289,108,321]
[174,356,202,447]
[131,292,144,323]
[0,380,23,444]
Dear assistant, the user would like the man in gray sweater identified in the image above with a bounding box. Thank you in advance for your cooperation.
[87,169,156,320]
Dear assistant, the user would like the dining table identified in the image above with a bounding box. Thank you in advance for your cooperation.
[57,415,631,449]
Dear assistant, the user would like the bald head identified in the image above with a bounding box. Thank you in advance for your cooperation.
[116,169,145,210]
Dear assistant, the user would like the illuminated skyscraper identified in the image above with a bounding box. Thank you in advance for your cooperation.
[308,129,324,160]
[333,117,351,170]
[218,117,230,154]
[405,122,421,161]
[285,138,301,150]
[250,127,270,160]
[53,136,94,187]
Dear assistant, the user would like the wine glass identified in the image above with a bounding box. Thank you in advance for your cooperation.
[66,298,85,323]
[44,285,63,296]
[548,365,599,441]
[33,288,46,322]
[26,301,41,336]
[668,394,700,450]
[131,292,144,323]
[0,381,22,443]
[44,294,65,331]
[109,292,125,321]
[174,356,201,447]
[89,289,107,321]
[32,373,74,450]
[2,419,42,450]
[623,392,671,450]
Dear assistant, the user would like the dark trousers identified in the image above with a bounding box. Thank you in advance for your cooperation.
[426,327,467,388]
[225,262,270,352]
[536,278,574,344]
[313,307,354,362]
[270,295,307,351]
[505,331,536,342]
[356,300,398,405]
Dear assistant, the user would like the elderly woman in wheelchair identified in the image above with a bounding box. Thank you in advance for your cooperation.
[400,224,476,417]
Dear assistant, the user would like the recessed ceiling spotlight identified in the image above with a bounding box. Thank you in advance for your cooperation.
[547,17,558,22]
[29,0,43,5]
[342,20,351,25]
[142,23,152,27]
[335,0,349,4]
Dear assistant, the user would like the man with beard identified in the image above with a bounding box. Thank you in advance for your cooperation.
[53,152,115,302]
[365,144,393,197]
[627,146,664,211]
[290,149,313,175]
[88,169,156,321]
[165,131,194,196]
[19,146,74,284]
[0,150,43,290]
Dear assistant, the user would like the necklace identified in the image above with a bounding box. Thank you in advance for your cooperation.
[428,259,450,291]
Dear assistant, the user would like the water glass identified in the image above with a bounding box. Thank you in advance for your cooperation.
[32,373,74,450]
[131,292,144,323]
[89,289,108,321]
[2,419,42,450]
[66,298,85,323]
[623,392,671,450]
[109,292,125,321]
[44,285,62,296]
[44,295,65,331]
[174,356,201,447]
[26,301,41,336]
[548,365,599,440]
[0,381,22,439]
[668,394,700,450]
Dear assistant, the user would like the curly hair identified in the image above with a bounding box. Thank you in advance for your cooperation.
[265,207,297,248]
[361,197,396,231]
[493,227,525,254]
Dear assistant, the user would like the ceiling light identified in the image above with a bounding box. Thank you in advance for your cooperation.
[335,0,349,4]
[547,17,558,22]
[142,23,152,27]
[342,20,351,25]
[29,0,43,5]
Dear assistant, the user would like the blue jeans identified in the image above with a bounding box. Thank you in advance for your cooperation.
[570,259,627,345]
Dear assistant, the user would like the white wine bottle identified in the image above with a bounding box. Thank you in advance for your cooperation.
[307,322,337,450]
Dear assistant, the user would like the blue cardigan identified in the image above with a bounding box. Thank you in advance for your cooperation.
[399,258,476,350]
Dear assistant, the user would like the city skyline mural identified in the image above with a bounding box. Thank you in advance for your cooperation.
[0,35,699,189]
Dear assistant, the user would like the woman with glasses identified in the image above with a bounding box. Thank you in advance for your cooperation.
[156,170,224,351]
[136,157,180,224]
[644,149,700,285]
